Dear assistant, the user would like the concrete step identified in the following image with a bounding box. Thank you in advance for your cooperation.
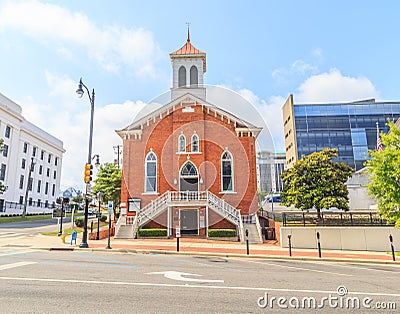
[243,223,262,243]
[115,225,133,239]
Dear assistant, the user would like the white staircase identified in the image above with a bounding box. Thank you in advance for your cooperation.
[114,190,246,241]
[242,214,263,243]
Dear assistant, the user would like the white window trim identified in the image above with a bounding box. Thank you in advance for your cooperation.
[221,150,234,192]
[144,151,157,193]
[191,133,199,152]
[178,134,186,152]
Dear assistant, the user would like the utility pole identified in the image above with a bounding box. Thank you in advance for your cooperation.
[113,145,122,168]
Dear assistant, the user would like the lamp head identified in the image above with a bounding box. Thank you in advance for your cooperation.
[76,78,84,98]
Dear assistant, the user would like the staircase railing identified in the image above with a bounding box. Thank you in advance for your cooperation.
[132,191,170,237]
[206,191,240,226]
[255,214,263,243]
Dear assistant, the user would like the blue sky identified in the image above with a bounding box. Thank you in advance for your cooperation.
[0,0,398,190]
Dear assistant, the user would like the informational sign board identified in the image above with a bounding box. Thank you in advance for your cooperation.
[176,227,181,238]
[108,201,113,215]
[52,208,65,218]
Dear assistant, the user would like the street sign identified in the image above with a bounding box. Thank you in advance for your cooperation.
[108,201,113,215]
[52,208,65,218]
[96,212,102,218]
[176,227,181,238]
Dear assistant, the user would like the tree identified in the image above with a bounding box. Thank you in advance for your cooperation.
[281,148,353,218]
[366,121,400,227]
[92,162,122,216]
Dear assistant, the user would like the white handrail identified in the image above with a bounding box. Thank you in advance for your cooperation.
[255,214,263,242]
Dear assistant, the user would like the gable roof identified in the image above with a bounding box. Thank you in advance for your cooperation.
[116,93,262,139]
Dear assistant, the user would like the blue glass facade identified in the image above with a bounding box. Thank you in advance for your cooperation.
[293,101,400,170]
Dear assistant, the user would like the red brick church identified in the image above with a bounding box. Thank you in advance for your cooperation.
[115,31,262,241]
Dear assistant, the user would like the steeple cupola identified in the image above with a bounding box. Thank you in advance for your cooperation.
[170,27,206,100]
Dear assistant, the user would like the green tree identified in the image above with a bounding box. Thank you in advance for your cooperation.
[92,162,121,216]
[281,148,353,218]
[0,139,7,194]
[366,121,400,227]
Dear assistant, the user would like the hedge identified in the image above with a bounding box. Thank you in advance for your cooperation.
[75,217,84,227]
[138,228,167,237]
[208,229,236,237]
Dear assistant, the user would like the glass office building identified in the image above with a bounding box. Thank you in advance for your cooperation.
[283,95,400,171]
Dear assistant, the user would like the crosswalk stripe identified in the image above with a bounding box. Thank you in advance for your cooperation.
[0,261,37,271]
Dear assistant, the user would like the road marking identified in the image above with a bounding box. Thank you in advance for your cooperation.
[238,259,352,277]
[0,250,37,257]
[0,232,27,238]
[146,271,224,283]
[0,276,399,298]
[0,261,37,271]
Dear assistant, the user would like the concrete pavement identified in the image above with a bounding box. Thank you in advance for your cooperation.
[2,230,397,264]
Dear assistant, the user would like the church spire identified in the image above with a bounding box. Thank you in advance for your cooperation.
[186,22,191,42]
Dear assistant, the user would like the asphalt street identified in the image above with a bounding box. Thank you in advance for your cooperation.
[0,248,399,313]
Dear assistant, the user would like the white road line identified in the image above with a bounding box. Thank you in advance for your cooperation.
[237,259,352,277]
[0,276,399,298]
[0,262,37,271]
[322,262,400,273]
[0,250,37,257]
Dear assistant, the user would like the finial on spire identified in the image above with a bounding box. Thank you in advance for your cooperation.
[186,22,191,42]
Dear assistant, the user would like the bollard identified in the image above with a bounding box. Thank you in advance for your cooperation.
[288,234,292,256]
[389,235,396,261]
[245,229,249,255]
[316,231,322,258]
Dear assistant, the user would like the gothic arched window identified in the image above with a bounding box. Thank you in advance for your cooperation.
[221,151,234,191]
[191,133,199,152]
[178,134,186,152]
[190,65,198,86]
[145,152,157,192]
[178,66,186,87]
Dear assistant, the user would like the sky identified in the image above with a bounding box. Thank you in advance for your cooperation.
[0,0,398,191]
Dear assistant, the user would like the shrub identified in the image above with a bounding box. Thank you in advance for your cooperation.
[208,229,236,237]
[138,228,167,237]
[75,217,84,228]
[100,215,107,222]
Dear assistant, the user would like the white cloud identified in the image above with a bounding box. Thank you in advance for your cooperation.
[0,0,162,77]
[296,68,379,102]
[238,89,285,152]
[272,59,318,81]
[20,72,145,191]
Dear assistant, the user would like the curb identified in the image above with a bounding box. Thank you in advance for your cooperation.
[32,246,399,265]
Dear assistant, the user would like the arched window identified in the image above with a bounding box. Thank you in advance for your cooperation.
[191,133,199,152]
[190,65,198,86]
[145,152,157,192]
[178,134,186,152]
[181,161,198,176]
[221,151,234,191]
[178,66,186,87]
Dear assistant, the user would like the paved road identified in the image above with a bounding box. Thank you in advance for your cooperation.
[0,218,68,229]
[0,248,398,313]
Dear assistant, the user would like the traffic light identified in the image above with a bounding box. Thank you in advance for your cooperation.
[84,163,93,183]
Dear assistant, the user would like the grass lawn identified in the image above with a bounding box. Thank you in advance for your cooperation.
[0,214,53,224]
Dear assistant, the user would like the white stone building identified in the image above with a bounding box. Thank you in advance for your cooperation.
[0,92,65,215]
[256,150,286,193]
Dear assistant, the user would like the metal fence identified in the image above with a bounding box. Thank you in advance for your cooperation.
[260,210,394,227]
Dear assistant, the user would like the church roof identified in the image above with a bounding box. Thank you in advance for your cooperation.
[170,28,205,56]
[116,93,262,139]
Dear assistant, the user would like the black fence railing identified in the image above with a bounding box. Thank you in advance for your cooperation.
[260,210,394,227]
[0,201,57,213]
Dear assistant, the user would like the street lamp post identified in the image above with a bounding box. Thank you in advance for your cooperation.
[22,157,35,218]
[76,78,95,248]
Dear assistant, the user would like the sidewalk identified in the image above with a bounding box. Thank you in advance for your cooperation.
[24,233,399,264]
